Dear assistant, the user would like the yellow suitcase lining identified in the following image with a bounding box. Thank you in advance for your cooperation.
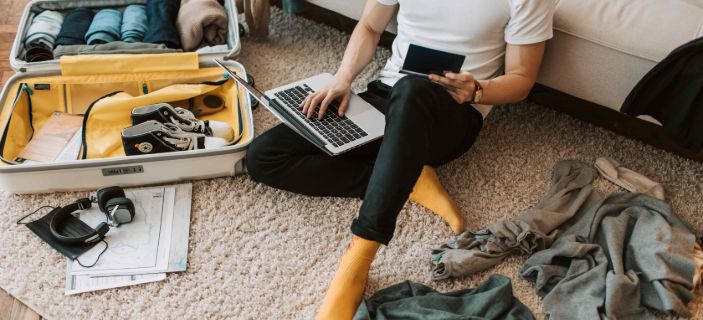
[0,54,250,164]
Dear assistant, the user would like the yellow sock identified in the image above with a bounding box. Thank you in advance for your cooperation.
[316,236,380,320]
[409,166,465,234]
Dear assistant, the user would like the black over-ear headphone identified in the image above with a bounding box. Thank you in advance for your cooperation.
[96,186,135,227]
[49,187,135,245]
[49,198,110,245]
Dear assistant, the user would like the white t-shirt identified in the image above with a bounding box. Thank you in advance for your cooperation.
[376,0,556,117]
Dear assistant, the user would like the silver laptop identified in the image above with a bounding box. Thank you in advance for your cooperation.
[214,60,385,156]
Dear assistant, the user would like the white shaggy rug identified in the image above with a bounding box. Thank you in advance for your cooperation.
[2,7,703,319]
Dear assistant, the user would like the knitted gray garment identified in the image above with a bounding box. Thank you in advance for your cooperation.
[521,192,696,319]
[431,160,697,319]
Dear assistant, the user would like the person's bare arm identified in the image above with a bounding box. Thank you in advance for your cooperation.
[430,42,546,105]
[301,0,397,119]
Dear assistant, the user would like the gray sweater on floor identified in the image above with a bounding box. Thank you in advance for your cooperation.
[431,160,697,319]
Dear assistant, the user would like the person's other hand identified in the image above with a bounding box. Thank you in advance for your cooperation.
[429,71,476,104]
[300,76,352,120]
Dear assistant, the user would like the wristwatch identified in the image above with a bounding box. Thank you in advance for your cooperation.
[470,80,483,104]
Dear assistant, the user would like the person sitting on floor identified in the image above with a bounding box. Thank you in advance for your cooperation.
[245,0,556,318]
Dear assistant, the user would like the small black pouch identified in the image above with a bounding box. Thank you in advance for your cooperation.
[23,208,99,260]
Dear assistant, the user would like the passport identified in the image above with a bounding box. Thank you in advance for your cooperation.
[401,44,466,77]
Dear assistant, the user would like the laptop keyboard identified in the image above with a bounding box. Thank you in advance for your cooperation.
[274,84,369,148]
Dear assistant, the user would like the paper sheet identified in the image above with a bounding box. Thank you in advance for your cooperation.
[69,186,174,276]
[64,184,192,295]
[55,128,83,162]
[17,112,83,162]
[65,269,166,295]
[168,183,192,272]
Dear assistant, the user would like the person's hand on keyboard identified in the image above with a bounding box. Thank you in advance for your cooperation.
[300,75,352,120]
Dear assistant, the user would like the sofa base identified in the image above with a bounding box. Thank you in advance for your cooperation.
[530,84,702,162]
[271,0,396,48]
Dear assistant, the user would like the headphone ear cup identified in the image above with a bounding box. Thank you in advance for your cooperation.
[105,197,135,224]
[94,222,110,239]
[97,186,126,213]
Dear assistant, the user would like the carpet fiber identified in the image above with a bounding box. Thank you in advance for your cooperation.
[1,8,703,319]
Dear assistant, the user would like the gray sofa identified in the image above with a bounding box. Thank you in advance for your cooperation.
[301,0,703,158]
[308,0,703,112]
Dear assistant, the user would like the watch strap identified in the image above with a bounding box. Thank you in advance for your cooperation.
[470,80,483,104]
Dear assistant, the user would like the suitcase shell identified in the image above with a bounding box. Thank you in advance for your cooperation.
[0,0,253,194]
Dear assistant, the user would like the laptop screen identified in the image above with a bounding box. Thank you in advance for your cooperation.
[213,59,268,104]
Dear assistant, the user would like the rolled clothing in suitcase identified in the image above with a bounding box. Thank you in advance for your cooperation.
[10,0,242,72]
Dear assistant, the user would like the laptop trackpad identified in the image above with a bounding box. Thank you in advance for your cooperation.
[344,94,371,117]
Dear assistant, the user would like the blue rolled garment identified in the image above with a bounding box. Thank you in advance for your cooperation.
[282,0,306,13]
[121,4,147,42]
[143,0,181,49]
[85,9,122,45]
[24,10,64,49]
[56,8,95,45]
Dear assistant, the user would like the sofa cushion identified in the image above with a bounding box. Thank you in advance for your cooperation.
[554,0,703,62]
[680,0,703,10]
[311,0,703,63]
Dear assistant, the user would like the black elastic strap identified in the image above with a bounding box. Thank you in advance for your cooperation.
[16,205,56,225]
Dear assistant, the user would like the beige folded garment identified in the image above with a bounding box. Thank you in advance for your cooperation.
[594,156,665,200]
[694,243,703,289]
[177,0,228,51]
[54,41,182,58]
[236,0,269,37]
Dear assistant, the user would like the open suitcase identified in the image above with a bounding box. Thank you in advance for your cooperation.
[0,0,254,194]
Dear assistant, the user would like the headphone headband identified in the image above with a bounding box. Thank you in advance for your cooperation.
[49,187,135,246]
[49,198,109,245]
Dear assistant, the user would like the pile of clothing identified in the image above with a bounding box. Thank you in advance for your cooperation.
[354,275,535,319]
[429,158,702,319]
[22,0,229,62]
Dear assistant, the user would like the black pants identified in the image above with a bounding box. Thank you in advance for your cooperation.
[246,77,483,244]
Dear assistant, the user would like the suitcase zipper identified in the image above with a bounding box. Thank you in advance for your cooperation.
[80,91,123,160]
[227,97,244,146]
[63,84,68,113]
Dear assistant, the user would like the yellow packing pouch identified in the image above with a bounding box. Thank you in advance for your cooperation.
[82,79,242,159]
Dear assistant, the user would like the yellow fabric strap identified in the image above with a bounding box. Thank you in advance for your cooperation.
[84,82,225,159]
[60,53,200,76]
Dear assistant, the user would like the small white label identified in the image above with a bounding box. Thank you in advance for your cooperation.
[102,165,144,176]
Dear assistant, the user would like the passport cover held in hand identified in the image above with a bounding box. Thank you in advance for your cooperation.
[401,44,466,77]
